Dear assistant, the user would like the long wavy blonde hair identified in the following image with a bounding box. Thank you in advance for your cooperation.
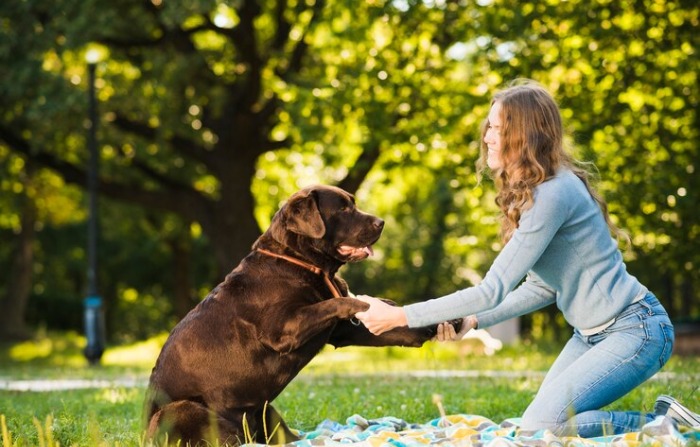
[476,79,628,246]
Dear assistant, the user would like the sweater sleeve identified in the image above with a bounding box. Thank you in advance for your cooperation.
[475,271,556,329]
[403,178,570,328]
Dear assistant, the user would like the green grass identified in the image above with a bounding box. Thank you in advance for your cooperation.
[1,332,699,446]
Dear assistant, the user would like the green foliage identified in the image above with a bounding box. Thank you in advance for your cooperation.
[0,0,698,341]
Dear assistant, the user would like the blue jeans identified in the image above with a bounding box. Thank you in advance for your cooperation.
[520,293,674,438]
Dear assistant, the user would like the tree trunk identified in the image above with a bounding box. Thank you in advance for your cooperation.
[0,169,36,341]
[661,273,676,319]
[421,178,451,299]
[208,188,260,278]
[169,236,195,319]
[681,277,694,317]
[204,140,263,278]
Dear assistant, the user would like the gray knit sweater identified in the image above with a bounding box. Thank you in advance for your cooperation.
[404,169,647,332]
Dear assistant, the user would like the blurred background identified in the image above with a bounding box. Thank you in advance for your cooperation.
[0,0,697,352]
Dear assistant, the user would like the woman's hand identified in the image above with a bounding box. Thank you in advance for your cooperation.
[433,315,478,342]
[354,295,408,335]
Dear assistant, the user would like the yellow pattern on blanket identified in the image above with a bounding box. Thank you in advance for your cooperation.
[261,413,699,447]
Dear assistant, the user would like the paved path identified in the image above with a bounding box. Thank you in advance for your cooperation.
[0,370,692,392]
[0,377,148,391]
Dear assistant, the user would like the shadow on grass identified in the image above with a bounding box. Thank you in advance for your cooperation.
[0,331,167,380]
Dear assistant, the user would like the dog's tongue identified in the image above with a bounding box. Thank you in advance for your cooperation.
[338,245,374,259]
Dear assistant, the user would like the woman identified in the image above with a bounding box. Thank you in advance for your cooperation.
[354,79,699,436]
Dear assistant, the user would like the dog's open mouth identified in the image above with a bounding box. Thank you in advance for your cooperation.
[337,245,374,261]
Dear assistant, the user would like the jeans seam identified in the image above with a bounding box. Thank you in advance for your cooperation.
[658,322,674,367]
[573,412,637,434]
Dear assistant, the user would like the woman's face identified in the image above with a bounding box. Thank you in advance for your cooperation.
[484,101,503,170]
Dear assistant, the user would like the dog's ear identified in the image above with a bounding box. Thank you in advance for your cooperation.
[285,190,325,238]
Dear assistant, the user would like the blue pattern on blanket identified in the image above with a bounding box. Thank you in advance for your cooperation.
[262,414,699,447]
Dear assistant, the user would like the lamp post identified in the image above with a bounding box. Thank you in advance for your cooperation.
[83,53,106,365]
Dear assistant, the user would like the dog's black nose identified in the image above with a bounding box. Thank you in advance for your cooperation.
[373,218,385,230]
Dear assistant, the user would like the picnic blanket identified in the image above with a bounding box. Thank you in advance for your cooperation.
[274,414,699,447]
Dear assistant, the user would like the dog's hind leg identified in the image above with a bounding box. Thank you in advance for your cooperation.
[147,400,242,446]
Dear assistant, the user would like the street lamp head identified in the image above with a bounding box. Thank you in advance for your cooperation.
[85,44,107,66]
[86,49,102,65]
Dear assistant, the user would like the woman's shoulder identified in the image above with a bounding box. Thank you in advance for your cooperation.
[530,169,593,217]
[536,168,584,198]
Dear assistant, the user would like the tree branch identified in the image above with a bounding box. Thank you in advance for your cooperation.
[113,146,200,194]
[98,178,211,224]
[337,141,381,195]
[261,137,290,152]
[111,114,213,167]
[0,122,210,221]
[253,0,327,154]
[337,106,402,195]
[271,0,291,51]
[277,0,325,81]
[0,123,86,185]
[230,0,263,102]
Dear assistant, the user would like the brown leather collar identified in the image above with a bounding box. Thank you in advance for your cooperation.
[255,248,342,298]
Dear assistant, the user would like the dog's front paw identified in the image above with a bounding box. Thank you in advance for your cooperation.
[350,298,370,314]
[449,318,463,333]
[337,297,369,320]
[423,318,464,340]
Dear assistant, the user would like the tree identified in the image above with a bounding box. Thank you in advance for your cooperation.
[1,0,697,341]
[0,149,87,340]
[0,156,36,340]
[0,0,476,336]
[0,0,475,275]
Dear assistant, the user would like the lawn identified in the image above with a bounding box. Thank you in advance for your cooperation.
[1,332,698,446]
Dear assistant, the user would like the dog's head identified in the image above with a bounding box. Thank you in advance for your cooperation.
[264,185,384,263]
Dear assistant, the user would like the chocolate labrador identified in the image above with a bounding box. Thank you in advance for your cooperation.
[144,185,460,446]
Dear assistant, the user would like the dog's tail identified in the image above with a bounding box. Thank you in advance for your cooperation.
[142,386,166,430]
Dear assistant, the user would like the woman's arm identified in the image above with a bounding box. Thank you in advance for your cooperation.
[402,177,572,328]
[475,272,556,329]
[355,172,575,333]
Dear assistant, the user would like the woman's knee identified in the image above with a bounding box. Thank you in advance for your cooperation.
[520,401,571,435]
[520,415,574,436]
[521,408,552,429]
